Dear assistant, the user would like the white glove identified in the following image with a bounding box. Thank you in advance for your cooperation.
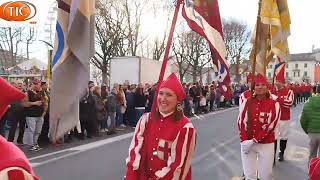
[241,139,256,154]
[271,94,278,101]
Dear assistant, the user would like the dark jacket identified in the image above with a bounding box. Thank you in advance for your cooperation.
[125,91,135,109]
[134,93,147,108]
[79,93,96,122]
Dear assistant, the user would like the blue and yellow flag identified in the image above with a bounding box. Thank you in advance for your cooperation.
[49,0,95,140]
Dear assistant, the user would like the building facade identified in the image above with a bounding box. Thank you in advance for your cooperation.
[266,51,320,84]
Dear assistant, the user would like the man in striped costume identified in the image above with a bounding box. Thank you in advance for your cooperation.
[273,71,294,162]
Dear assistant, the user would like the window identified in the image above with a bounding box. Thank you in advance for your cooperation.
[295,64,298,68]
[286,64,289,68]
[269,65,273,69]
[304,71,308,76]
[304,63,308,68]
[297,72,300,77]
[286,72,289,77]
[268,72,271,78]
[294,72,296,77]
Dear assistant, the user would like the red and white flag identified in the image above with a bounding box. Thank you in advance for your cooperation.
[182,0,232,100]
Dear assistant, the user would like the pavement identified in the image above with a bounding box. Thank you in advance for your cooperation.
[29,104,309,180]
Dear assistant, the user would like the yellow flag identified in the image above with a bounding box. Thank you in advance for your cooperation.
[251,0,291,76]
[261,0,291,60]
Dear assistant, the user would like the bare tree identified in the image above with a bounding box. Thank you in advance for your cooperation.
[122,0,148,56]
[92,0,129,85]
[223,19,251,82]
[0,27,24,68]
[173,31,211,82]
[23,27,37,60]
[172,32,191,82]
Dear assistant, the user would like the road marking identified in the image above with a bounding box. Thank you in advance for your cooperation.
[193,135,239,164]
[30,107,237,167]
[30,132,134,164]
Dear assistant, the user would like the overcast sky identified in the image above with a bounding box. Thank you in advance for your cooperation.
[32,0,320,63]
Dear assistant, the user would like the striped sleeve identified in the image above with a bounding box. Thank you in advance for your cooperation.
[154,123,196,180]
[0,167,36,180]
[255,102,281,142]
[282,90,294,108]
[239,93,245,111]
[238,100,249,141]
[125,113,149,180]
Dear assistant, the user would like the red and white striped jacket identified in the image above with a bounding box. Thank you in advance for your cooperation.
[125,113,196,180]
[274,87,294,120]
[237,96,281,144]
[239,90,251,111]
[0,136,39,180]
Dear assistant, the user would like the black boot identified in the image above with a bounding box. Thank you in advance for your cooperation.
[278,140,287,162]
[274,140,278,166]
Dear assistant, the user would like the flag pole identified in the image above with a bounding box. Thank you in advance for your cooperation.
[272,57,279,88]
[247,0,262,139]
[47,49,52,88]
[150,0,183,115]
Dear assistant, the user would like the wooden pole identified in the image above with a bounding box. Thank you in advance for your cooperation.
[150,0,183,116]
[247,0,263,140]
[47,49,53,88]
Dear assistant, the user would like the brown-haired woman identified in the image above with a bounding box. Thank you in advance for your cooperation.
[125,73,197,180]
[92,86,106,134]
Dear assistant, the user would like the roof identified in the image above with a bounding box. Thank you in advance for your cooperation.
[290,53,317,62]
[7,58,47,71]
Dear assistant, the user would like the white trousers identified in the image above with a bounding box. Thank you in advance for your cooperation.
[241,143,274,180]
[275,120,290,140]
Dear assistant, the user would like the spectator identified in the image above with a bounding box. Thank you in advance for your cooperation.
[7,80,26,144]
[101,84,108,100]
[215,86,222,108]
[124,86,135,126]
[183,83,192,117]
[146,83,157,112]
[79,83,96,139]
[92,86,107,134]
[209,84,216,111]
[0,110,8,137]
[22,79,45,151]
[38,81,50,145]
[233,84,242,106]
[116,85,126,129]
[300,94,320,162]
[105,87,117,135]
[134,87,147,126]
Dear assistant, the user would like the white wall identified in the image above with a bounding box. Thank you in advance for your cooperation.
[140,57,172,84]
[110,57,140,86]
[110,56,175,86]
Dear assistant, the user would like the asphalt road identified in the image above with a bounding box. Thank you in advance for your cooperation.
[32,105,309,180]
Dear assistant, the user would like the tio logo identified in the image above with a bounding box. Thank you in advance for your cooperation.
[0,1,37,21]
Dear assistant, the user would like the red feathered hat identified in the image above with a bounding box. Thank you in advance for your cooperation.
[254,73,269,85]
[309,157,320,180]
[0,77,26,119]
[159,73,186,102]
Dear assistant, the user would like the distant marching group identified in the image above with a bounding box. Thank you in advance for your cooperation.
[238,72,320,180]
